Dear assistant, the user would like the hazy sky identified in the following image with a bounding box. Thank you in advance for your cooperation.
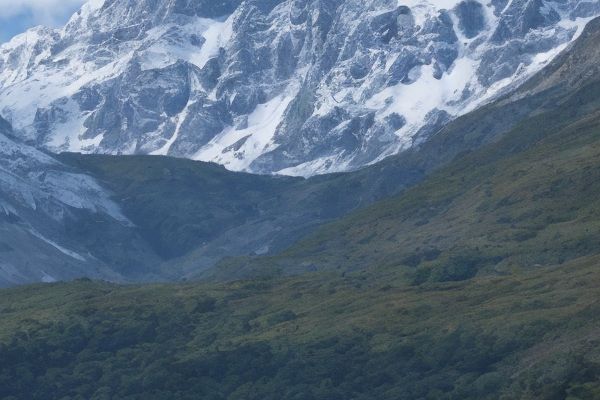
[0,0,87,42]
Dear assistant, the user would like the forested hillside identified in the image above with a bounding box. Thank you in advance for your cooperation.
[1,253,600,399]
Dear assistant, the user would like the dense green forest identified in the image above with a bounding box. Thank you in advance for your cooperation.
[1,252,600,399]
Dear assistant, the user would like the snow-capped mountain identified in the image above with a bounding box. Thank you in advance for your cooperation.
[0,0,598,176]
[0,116,158,286]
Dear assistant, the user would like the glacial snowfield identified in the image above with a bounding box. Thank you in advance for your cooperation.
[0,115,141,285]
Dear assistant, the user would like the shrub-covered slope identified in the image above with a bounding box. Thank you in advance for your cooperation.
[1,254,599,399]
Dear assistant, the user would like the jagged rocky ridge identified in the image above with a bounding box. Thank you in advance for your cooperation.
[1,0,598,176]
[0,117,159,287]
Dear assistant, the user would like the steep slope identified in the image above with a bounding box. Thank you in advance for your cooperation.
[1,0,597,175]
[253,103,600,280]
[59,152,424,278]
[0,117,160,286]
[1,253,600,399]
[210,17,600,280]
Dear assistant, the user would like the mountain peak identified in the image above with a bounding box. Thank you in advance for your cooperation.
[0,0,598,176]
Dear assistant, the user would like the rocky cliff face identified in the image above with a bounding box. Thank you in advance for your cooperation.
[0,0,598,175]
[0,117,159,286]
